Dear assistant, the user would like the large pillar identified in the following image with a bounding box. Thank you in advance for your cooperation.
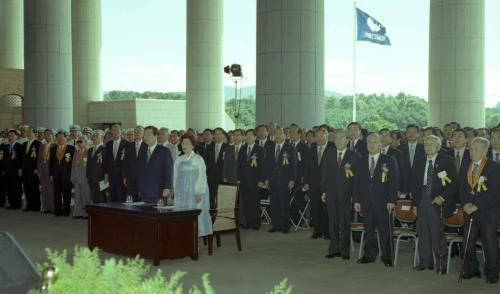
[24,0,73,129]
[428,0,485,128]
[0,0,23,69]
[72,0,102,126]
[186,0,224,131]
[256,0,324,128]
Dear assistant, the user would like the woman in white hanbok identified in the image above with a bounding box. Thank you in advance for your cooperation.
[173,135,213,237]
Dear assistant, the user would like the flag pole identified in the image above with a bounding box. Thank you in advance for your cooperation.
[353,0,357,122]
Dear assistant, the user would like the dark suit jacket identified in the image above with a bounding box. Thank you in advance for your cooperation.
[237,144,265,189]
[385,146,403,191]
[349,138,368,157]
[86,144,106,184]
[49,144,75,178]
[304,143,333,191]
[321,149,360,204]
[223,144,240,184]
[446,148,470,176]
[398,142,425,193]
[264,142,297,189]
[122,141,147,183]
[2,143,23,177]
[291,140,308,185]
[410,154,458,218]
[137,145,173,202]
[458,159,500,223]
[353,153,399,212]
[21,140,42,172]
[104,139,129,177]
[205,142,228,185]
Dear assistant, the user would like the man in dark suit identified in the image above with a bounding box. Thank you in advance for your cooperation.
[380,128,403,193]
[321,130,360,259]
[86,130,106,203]
[21,126,42,211]
[264,126,297,233]
[223,129,243,184]
[353,133,399,267]
[304,128,332,239]
[487,128,500,164]
[411,135,458,273]
[237,129,265,230]
[458,137,500,284]
[398,124,425,194]
[447,128,470,176]
[205,127,228,208]
[122,126,145,201]
[137,126,173,204]
[347,122,367,157]
[49,131,75,216]
[0,133,6,207]
[104,124,128,202]
[289,124,308,186]
[3,130,23,209]
[198,128,213,164]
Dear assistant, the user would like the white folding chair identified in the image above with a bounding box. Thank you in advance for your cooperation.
[290,187,311,231]
[260,198,271,224]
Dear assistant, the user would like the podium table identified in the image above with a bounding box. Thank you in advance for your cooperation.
[87,203,201,265]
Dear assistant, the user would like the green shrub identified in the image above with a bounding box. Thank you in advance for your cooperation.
[29,247,292,294]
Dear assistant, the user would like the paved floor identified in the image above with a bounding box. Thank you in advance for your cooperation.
[0,209,497,294]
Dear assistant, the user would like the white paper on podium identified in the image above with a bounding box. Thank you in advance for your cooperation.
[99,180,109,191]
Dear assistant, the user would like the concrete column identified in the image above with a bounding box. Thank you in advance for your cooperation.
[186,0,224,131]
[428,0,485,128]
[0,0,23,69]
[24,0,73,129]
[256,0,324,129]
[72,0,102,126]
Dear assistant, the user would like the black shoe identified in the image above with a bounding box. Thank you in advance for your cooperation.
[462,272,481,279]
[325,253,341,259]
[23,208,31,212]
[268,229,278,233]
[72,216,82,219]
[437,271,446,275]
[6,206,15,209]
[310,234,321,239]
[282,229,289,234]
[383,259,394,267]
[342,255,350,260]
[486,277,498,284]
[414,266,434,271]
[323,235,331,240]
[357,256,375,264]
[54,213,62,217]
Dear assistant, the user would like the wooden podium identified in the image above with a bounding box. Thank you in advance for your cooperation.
[87,203,201,265]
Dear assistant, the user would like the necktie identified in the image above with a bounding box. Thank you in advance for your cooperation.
[26,141,30,154]
[409,144,415,167]
[350,141,355,151]
[275,145,281,163]
[369,156,375,178]
[10,144,13,154]
[472,163,479,179]
[337,152,342,168]
[382,148,386,155]
[235,145,239,160]
[455,151,461,170]
[136,143,140,156]
[495,152,500,164]
[113,140,118,159]
[147,147,152,162]
[247,146,251,158]
[318,146,324,166]
[424,160,434,195]
[215,144,220,162]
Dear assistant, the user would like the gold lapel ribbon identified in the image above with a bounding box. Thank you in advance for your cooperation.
[11,151,16,160]
[477,176,488,193]
[30,146,37,158]
[282,152,289,166]
[97,152,103,164]
[120,149,125,161]
[344,164,354,178]
[381,164,389,183]
[0,150,3,160]
[250,155,257,167]
[467,159,487,193]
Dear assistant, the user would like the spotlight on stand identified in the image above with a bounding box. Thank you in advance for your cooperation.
[224,64,243,79]
[223,64,243,128]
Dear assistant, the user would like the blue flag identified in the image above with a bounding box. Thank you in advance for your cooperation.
[356,8,391,45]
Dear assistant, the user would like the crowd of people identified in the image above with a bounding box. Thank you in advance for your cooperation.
[1,120,499,284]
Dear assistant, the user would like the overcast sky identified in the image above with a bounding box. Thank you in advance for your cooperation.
[102,0,500,107]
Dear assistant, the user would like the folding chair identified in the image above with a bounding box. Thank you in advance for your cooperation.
[392,200,418,266]
[260,198,271,224]
[353,211,381,259]
[289,186,311,231]
[444,205,464,274]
